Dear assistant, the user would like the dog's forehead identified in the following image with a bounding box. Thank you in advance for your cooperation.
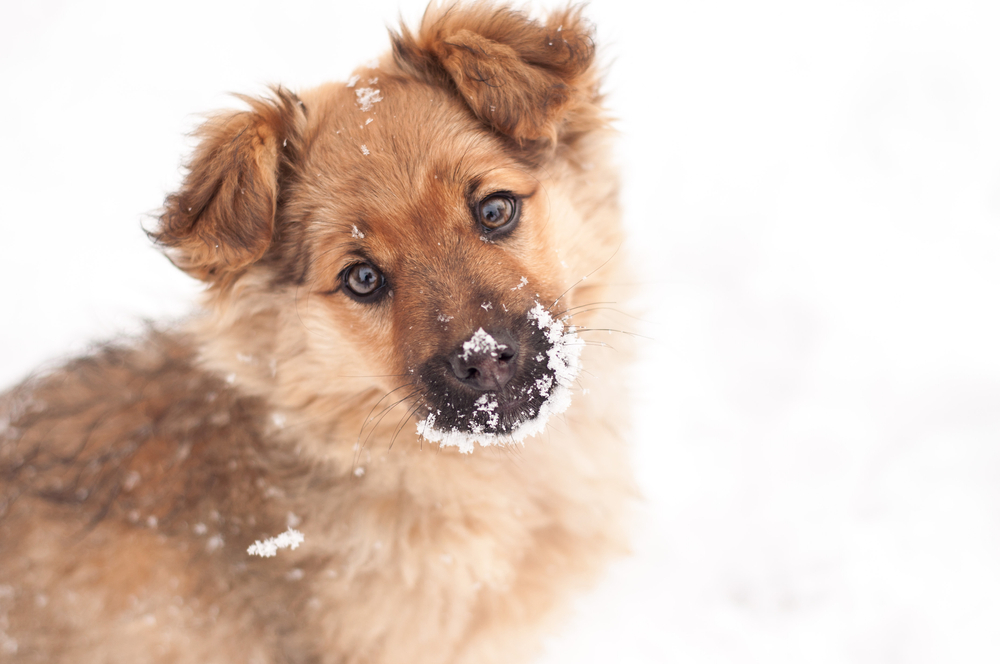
[298,76,537,261]
[304,79,524,212]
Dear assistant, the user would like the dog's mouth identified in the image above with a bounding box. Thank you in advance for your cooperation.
[415,303,582,453]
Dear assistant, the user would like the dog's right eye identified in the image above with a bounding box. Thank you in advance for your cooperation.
[342,263,386,301]
[476,193,520,234]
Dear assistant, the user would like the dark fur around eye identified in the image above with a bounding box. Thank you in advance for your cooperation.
[475,193,520,234]
[341,263,387,302]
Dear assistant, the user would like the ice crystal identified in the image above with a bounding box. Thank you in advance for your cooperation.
[355,87,382,112]
[247,528,305,558]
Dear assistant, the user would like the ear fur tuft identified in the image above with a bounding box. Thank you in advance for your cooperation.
[151,87,305,285]
[392,3,598,151]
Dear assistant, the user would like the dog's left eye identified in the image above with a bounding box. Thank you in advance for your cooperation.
[477,194,519,233]
[343,263,386,300]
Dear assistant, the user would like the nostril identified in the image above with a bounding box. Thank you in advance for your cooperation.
[449,329,520,391]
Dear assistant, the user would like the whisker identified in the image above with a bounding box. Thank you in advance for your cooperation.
[551,301,618,318]
[557,303,652,326]
[549,243,621,311]
[355,384,412,454]
[559,306,644,324]
[559,306,624,321]
[388,398,425,452]
[576,341,618,350]
[572,327,653,341]
[360,390,418,455]
[498,442,524,467]
[273,388,372,432]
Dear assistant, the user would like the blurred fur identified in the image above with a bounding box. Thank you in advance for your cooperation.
[0,3,634,662]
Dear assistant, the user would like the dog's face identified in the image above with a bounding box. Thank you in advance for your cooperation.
[151,5,619,454]
[294,79,584,450]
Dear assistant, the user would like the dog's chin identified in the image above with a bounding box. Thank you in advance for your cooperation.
[416,304,582,454]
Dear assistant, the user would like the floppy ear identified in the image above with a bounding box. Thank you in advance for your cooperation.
[392,4,597,150]
[152,88,305,284]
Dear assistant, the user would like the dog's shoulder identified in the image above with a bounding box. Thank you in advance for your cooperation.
[0,329,304,546]
[0,330,313,660]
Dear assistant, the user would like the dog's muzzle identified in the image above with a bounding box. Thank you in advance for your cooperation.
[414,303,582,452]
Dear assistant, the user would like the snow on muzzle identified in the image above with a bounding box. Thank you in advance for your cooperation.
[416,303,582,454]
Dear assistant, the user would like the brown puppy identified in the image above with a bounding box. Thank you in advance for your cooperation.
[0,3,634,662]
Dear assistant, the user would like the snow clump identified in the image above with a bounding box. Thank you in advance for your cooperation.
[247,528,305,558]
[355,87,382,112]
[460,328,505,360]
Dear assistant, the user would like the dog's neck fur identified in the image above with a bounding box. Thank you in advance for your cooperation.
[178,251,635,663]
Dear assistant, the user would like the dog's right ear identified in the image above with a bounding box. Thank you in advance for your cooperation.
[391,4,598,156]
[152,88,305,284]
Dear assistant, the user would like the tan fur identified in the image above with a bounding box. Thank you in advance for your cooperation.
[0,4,634,662]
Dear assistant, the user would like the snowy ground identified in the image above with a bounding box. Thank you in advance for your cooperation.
[3,1,1000,662]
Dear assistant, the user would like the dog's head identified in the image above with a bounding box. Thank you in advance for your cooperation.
[151,4,623,454]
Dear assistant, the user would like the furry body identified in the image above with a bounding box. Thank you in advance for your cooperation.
[0,4,633,662]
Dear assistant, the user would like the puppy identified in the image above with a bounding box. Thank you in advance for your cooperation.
[0,3,634,662]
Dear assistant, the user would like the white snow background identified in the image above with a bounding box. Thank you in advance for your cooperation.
[2,1,1000,662]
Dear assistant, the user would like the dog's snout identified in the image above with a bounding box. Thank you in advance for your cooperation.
[449,329,519,392]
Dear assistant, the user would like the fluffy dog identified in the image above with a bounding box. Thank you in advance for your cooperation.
[0,3,634,662]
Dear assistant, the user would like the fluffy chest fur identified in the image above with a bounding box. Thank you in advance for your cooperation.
[1,330,630,663]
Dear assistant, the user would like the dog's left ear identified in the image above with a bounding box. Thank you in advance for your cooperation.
[393,4,598,152]
[152,88,305,285]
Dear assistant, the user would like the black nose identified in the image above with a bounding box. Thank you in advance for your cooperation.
[449,329,519,391]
